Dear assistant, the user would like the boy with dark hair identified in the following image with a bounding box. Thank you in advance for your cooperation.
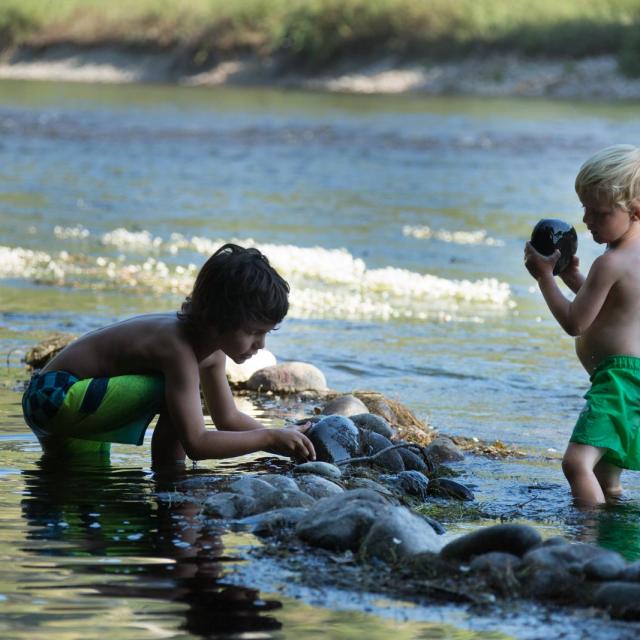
[22,243,316,467]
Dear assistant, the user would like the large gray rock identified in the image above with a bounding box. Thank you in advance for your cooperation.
[236,507,309,537]
[293,461,342,481]
[307,415,360,464]
[296,489,390,552]
[593,582,640,619]
[360,506,442,562]
[322,394,368,416]
[441,524,542,562]
[469,551,522,573]
[583,552,627,581]
[228,475,314,513]
[296,474,344,499]
[350,413,395,438]
[396,446,429,472]
[203,492,257,519]
[424,436,465,462]
[246,362,327,393]
[620,561,640,581]
[522,542,620,575]
[258,474,301,493]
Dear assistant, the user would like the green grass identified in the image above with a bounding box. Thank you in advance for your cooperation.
[1,0,640,73]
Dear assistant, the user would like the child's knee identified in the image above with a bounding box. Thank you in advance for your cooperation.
[562,452,588,480]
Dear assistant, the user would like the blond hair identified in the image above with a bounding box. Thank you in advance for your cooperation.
[575,144,640,209]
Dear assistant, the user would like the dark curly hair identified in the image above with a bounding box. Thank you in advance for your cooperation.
[178,244,289,333]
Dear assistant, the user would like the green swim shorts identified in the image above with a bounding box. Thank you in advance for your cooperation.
[22,370,164,455]
[570,355,640,470]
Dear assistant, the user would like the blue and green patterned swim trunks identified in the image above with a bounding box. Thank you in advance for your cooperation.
[570,355,640,470]
[22,370,164,455]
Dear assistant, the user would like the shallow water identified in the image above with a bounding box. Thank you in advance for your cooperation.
[3,79,640,637]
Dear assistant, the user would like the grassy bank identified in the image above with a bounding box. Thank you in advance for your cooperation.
[1,0,640,74]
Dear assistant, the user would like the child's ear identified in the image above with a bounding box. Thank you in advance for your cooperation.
[629,198,640,220]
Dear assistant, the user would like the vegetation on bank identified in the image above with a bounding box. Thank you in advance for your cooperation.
[1,0,640,74]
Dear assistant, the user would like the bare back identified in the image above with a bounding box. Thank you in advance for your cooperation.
[576,239,640,373]
[41,313,194,379]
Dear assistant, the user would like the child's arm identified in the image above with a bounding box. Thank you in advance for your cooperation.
[525,242,618,336]
[558,255,585,293]
[162,349,315,461]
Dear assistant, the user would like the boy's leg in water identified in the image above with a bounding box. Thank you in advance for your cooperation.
[562,442,608,505]
[594,459,624,501]
[151,412,186,468]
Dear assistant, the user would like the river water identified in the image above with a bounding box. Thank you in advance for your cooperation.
[2,79,640,638]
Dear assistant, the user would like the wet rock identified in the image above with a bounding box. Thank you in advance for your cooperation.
[620,561,640,581]
[357,430,405,473]
[296,474,344,499]
[296,489,390,552]
[203,492,257,519]
[306,415,360,464]
[469,552,522,572]
[360,506,442,562]
[424,436,465,462]
[258,474,301,493]
[322,394,368,416]
[350,413,395,438]
[396,446,429,472]
[246,362,327,393]
[441,524,542,562]
[236,507,309,537]
[583,552,627,581]
[540,536,569,547]
[593,582,640,619]
[228,475,314,513]
[393,470,430,500]
[293,461,342,481]
[229,476,281,503]
[345,476,395,497]
[226,348,277,385]
[427,478,474,501]
[519,567,584,601]
[522,542,616,575]
[420,514,446,536]
[25,333,76,370]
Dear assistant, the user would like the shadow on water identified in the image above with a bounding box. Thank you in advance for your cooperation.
[19,456,285,638]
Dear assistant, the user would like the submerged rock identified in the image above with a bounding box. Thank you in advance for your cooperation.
[246,362,327,393]
[441,523,542,562]
[307,415,360,464]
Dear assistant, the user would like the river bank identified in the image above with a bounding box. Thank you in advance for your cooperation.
[1,45,640,100]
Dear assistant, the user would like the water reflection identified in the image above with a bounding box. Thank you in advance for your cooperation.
[20,457,283,638]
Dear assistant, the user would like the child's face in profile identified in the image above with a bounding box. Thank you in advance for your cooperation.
[217,321,276,364]
[581,196,636,246]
